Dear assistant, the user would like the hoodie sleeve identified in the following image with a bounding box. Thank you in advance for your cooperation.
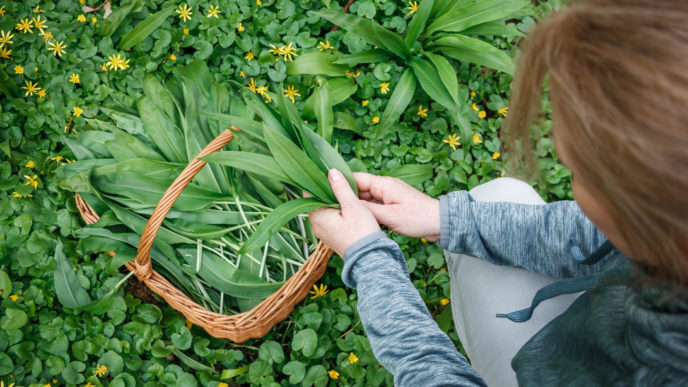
[437,191,610,278]
[341,231,486,387]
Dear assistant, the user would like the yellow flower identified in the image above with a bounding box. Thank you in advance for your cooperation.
[183,27,189,35]
[9,294,18,301]
[328,370,339,379]
[69,73,80,84]
[106,53,130,71]
[16,18,33,34]
[348,352,359,364]
[35,67,38,72]
[186,319,193,329]
[22,80,41,96]
[372,116,380,124]
[472,133,482,144]
[169,53,176,61]
[78,14,87,22]
[73,106,84,117]
[379,82,390,94]
[257,0,262,6]
[34,5,45,13]
[207,5,221,18]
[100,62,109,72]
[256,85,271,103]
[176,4,193,22]
[345,68,360,79]
[283,85,300,103]
[470,91,476,99]
[39,30,54,42]
[94,364,108,377]
[244,51,255,61]
[420,237,427,243]
[417,105,428,118]
[32,16,47,34]
[80,0,85,3]
[237,22,245,32]
[50,156,64,162]
[492,152,500,160]
[25,160,35,168]
[318,40,334,51]
[47,40,67,57]
[85,383,95,387]
[0,30,14,46]
[239,70,245,77]
[0,46,11,59]
[37,89,46,99]
[309,283,329,299]
[12,192,33,199]
[24,174,38,189]
[497,106,508,117]
[280,42,298,61]
[91,17,98,24]
[471,102,479,111]
[361,99,369,107]
[217,383,228,387]
[478,110,486,119]
[14,65,23,74]
[0,6,5,16]
[443,134,460,151]
[440,298,450,306]
[247,77,258,93]
[406,1,419,15]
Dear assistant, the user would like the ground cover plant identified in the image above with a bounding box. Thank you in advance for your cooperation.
[1,0,568,386]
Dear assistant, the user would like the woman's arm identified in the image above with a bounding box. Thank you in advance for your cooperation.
[342,232,486,387]
[438,191,609,278]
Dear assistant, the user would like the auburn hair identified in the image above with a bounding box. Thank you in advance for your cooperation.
[505,0,688,285]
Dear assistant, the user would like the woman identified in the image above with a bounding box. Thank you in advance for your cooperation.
[308,0,688,385]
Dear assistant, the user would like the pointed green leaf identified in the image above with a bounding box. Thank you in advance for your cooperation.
[313,83,333,143]
[302,128,357,196]
[333,50,390,66]
[408,57,456,111]
[426,0,528,35]
[405,0,435,46]
[54,241,93,309]
[239,198,328,254]
[200,112,264,142]
[98,0,145,37]
[201,151,296,185]
[432,34,515,74]
[461,21,524,38]
[425,52,459,106]
[286,52,348,76]
[303,78,357,119]
[138,96,187,162]
[314,10,410,59]
[119,6,175,50]
[262,124,334,203]
[377,68,416,137]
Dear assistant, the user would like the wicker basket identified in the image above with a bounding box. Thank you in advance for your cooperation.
[74,129,333,343]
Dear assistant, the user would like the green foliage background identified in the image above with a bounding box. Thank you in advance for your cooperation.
[1,0,568,386]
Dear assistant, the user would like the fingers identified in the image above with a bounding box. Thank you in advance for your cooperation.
[328,169,358,209]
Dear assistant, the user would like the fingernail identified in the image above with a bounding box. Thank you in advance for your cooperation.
[329,169,341,182]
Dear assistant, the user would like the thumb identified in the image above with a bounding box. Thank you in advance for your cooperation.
[328,169,358,209]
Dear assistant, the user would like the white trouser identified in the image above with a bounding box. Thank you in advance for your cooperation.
[445,178,582,387]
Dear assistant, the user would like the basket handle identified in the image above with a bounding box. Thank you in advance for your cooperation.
[133,129,235,280]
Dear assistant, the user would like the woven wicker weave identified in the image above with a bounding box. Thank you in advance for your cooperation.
[74,129,333,342]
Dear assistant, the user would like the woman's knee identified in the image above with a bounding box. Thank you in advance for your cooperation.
[468,177,545,205]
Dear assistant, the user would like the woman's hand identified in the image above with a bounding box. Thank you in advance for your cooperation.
[354,172,441,241]
[308,169,380,257]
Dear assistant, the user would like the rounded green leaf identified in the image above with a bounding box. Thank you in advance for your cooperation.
[258,341,285,364]
[292,328,318,357]
[0,308,28,330]
[282,361,306,384]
